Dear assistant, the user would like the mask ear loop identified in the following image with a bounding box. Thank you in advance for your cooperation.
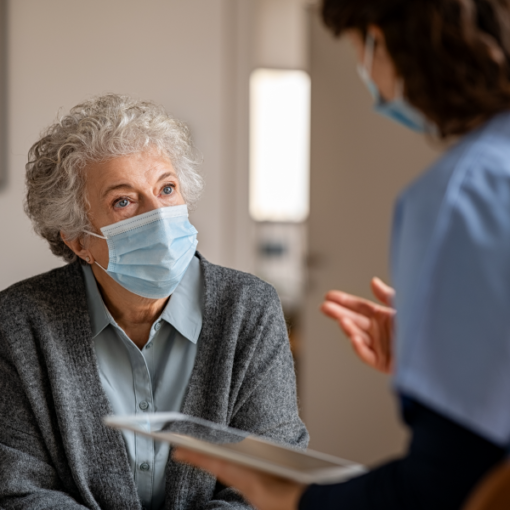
[366,33,405,103]
[363,32,375,75]
[83,230,109,272]
[357,32,376,85]
[363,33,404,104]
[84,230,108,240]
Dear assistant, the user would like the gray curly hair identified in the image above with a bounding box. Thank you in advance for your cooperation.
[24,94,204,263]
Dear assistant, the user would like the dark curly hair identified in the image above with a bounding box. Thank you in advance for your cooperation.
[322,0,510,138]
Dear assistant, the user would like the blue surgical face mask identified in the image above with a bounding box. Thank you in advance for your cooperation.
[357,34,430,133]
[85,204,198,299]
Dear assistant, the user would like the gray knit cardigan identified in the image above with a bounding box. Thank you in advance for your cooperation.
[0,254,308,510]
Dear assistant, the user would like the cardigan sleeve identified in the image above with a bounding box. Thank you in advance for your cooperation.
[0,339,88,509]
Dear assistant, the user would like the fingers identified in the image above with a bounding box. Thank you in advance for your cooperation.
[340,317,372,349]
[322,284,395,374]
[322,302,381,367]
[371,277,395,306]
[342,317,394,373]
[342,318,377,367]
[321,300,371,330]
[324,290,377,317]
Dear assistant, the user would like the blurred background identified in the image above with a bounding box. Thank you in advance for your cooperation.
[0,0,439,465]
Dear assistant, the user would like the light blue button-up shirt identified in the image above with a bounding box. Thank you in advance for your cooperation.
[82,256,203,510]
[392,111,510,446]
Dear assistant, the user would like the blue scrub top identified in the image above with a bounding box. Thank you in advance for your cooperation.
[392,111,510,446]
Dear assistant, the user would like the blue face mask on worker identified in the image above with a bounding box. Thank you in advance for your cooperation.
[357,34,429,133]
[85,204,198,299]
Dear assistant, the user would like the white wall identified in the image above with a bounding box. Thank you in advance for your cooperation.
[0,0,253,290]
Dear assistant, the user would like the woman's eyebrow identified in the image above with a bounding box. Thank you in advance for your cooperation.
[157,171,177,182]
[101,183,134,199]
[101,172,178,199]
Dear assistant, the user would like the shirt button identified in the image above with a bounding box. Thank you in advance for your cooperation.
[154,322,161,331]
[145,342,153,349]
[139,462,150,471]
[139,401,149,411]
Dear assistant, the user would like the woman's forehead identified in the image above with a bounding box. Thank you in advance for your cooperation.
[85,153,177,192]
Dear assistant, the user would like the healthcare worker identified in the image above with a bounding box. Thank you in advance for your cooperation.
[174,0,510,508]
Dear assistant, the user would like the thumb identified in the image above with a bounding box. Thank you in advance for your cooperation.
[371,277,395,306]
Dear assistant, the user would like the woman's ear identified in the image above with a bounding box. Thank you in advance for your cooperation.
[367,24,400,101]
[60,231,94,264]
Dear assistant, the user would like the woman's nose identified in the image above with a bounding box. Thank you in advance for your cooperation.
[139,194,162,214]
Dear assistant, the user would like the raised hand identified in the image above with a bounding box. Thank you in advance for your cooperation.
[320,277,396,374]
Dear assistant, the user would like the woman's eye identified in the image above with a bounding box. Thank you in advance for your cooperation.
[115,198,130,208]
[162,185,174,196]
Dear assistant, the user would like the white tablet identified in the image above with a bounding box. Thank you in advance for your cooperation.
[104,412,366,484]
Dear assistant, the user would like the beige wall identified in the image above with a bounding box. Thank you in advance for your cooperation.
[0,0,254,290]
[301,10,441,464]
[254,0,309,70]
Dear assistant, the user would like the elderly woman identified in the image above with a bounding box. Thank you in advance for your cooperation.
[0,94,308,510]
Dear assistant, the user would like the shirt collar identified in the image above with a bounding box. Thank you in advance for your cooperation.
[81,255,203,344]
[161,255,203,344]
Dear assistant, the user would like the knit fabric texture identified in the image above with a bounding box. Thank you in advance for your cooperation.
[0,253,308,509]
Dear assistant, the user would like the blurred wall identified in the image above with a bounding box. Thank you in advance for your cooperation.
[0,0,254,290]
[254,0,308,70]
[301,10,441,464]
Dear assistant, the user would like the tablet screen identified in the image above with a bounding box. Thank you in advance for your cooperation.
[105,412,365,483]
